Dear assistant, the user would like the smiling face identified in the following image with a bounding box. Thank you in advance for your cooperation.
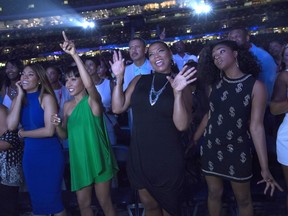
[65,72,84,97]
[212,44,237,71]
[5,62,20,81]
[148,42,172,74]
[20,66,40,93]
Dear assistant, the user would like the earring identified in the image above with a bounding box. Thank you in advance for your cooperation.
[220,70,223,79]
[235,57,239,68]
[171,59,175,67]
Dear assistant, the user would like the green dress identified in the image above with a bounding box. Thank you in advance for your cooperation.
[67,96,118,191]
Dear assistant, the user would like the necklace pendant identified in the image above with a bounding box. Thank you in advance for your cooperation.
[149,75,169,106]
[149,91,158,106]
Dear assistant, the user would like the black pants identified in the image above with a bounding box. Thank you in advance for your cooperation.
[0,183,19,216]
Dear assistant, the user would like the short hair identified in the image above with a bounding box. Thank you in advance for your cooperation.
[228,26,249,36]
[64,66,80,78]
[129,37,146,47]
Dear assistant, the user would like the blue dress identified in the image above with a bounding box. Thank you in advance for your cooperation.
[20,91,64,214]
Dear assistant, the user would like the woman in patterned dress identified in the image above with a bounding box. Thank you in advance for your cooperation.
[0,104,23,216]
[196,40,283,216]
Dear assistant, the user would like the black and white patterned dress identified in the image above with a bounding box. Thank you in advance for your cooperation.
[201,74,256,182]
[0,130,24,186]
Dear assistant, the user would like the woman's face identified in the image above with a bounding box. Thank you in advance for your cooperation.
[46,67,60,84]
[148,42,172,74]
[20,66,40,93]
[85,59,98,77]
[97,60,107,78]
[65,73,84,96]
[212,44,237,71]
[5,62,20,81]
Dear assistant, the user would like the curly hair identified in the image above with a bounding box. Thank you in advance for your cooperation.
[198,40,261,86]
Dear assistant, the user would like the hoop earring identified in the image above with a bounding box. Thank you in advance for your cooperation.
[235,57,239,68]
[220,70,223,79]
[171,59,175,67]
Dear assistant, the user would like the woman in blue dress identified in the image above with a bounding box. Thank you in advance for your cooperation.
[7,63,66,216]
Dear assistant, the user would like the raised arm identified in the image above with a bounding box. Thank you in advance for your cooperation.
[270,72,288,115]
[110,50,139,114]
[7,81,24,130]
[60,31,102,116]
[167,66,197,131]
[250,80,283,195]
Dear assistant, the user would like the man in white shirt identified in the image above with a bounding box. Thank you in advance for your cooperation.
[173,40,198,71]
[123,37,153,90]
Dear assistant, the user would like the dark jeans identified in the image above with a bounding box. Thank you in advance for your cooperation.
[0,183,19,216]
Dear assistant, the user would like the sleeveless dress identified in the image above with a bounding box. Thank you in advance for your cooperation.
[20,91,65,214]
[128,73,185,216]
[67,96,118,191]
[276,110,288,165]
[201,74,256,182]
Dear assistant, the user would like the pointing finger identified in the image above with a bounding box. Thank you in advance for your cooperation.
[62,31,68,41]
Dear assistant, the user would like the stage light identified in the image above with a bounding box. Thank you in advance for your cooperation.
[193,3,212,14]
[189,1,212,15]
[81,21,95,29]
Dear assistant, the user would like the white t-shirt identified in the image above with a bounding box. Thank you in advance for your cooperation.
[173,53,198,71]
[96,79,112,111]
[123,59,153,91]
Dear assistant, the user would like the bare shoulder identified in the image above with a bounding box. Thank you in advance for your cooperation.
[41,93,57,109]
[277,71,288,82]
[253,80,266,91]
[252,80,267,101]
[42,93,56,104]
[126,75,142,92]
[0,104,8,113]
[63,99,76,116]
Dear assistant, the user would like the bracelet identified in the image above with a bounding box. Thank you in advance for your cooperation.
[18,129,23,138]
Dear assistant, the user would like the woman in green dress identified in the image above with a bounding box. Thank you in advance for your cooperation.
[52,32,118,216]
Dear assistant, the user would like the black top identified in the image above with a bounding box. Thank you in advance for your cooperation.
[128,72,185,215]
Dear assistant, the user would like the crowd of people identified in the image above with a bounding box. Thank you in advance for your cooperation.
[0,26,287,216]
